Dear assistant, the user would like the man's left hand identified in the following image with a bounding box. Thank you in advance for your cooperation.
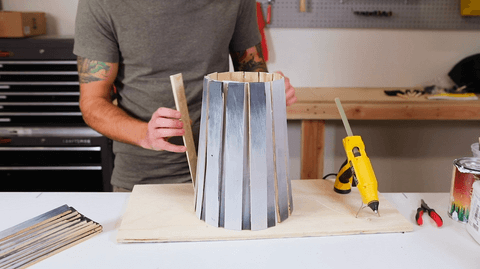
[275,71,297,106]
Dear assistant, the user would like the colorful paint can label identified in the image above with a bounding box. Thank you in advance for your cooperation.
[448,157,480,223]
[467,181,480,244]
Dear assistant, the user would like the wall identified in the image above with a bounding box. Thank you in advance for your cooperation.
[4,0,78,38]
[265,28,480,193]
[4,0,479,192]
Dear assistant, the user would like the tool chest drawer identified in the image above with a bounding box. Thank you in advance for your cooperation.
[0,170,104,192]
[0,38,83,126]
[0,146,102,166]
[0,127,113,192]
[0,38,114,192]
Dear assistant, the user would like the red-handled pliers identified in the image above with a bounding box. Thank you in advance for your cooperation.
[415,199,443,227]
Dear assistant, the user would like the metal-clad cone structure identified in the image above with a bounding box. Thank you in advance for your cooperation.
[195,72,293,231]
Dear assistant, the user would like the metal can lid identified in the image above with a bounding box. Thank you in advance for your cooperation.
[454,157,480,174]
[473,180,480,191]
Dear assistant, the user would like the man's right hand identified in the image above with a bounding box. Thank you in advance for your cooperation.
[139,107,187,153]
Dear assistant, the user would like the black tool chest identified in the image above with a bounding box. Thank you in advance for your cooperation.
[0,37,113,192]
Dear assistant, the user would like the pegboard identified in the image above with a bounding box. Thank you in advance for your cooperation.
[258,0,480,30]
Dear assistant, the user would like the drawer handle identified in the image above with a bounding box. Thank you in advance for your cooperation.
[0,166,102,170]
[0,147,101,151]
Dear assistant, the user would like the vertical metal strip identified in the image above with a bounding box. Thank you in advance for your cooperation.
[219,83,228,228]
[223,82,246,231]
[272,78,289,222]
[265,81,276,227]
[249,82,268,231]
[204,80,224,227]
[278,79,293,215]
[195,77,209,219]
[242,83,251,230]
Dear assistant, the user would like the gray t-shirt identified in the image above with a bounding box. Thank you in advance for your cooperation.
[74,0,261,189]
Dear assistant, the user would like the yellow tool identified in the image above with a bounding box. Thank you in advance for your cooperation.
[334,98,380,216]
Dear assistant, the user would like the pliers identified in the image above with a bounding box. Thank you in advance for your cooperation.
[415,199,443,227]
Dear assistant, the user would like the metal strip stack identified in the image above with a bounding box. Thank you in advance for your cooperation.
[0,205,102,269]
[195,72,292,231]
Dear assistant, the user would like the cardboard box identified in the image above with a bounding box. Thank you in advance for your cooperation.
[461,0,480,16]
[0,11,46,38]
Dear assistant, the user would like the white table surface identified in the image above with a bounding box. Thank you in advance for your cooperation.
[1,189,479,269]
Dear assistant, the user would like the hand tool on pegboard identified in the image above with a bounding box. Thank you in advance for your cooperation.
[267,0,273,24]
[257,2,269,61]
[300,0,306,12]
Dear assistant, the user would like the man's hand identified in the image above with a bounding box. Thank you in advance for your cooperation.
[139,107,187,153]
[275,71,297,106]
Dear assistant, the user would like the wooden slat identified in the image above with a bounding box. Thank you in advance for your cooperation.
[171,73,197,189]
[230,72,244,82]
[244,72,259,82]
[207,73,218,80]
[195,77,210,219]
[0,206,101,269]
[258,72,267,82]
[301,120,325,180]
[217,72,231,82]
[14,228,101,269]
[265,73,273,82]
[0,205,71,243]
[272,78,290,222]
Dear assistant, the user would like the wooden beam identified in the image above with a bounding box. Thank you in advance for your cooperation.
[287,87,480,120]
[288,103,480,120]
[301,120,325,179]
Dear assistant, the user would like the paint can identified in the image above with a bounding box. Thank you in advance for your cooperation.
[448,157,480,223]
[467,181,480,245]
[472,143,480,158]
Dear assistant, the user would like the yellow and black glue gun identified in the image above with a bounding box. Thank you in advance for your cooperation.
[334,98,380,215]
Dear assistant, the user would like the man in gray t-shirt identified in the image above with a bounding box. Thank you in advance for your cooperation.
[74,0,297,191]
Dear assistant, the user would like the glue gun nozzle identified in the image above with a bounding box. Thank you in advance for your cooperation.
[368,201,379,215]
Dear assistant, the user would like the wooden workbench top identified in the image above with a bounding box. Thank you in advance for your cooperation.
[287,87,480,120]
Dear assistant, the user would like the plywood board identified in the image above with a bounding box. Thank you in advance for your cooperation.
[117,179,413,243]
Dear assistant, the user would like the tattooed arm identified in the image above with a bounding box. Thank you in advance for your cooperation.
[77,56,186,152]
[230,43,297,106]
[230,43,268,72]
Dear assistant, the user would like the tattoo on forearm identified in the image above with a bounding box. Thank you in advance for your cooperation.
[77,56,113,84]
[231,43,268,72]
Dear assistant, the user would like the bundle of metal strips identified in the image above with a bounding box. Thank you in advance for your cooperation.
[0,204,102,269]
[195,72,293,231]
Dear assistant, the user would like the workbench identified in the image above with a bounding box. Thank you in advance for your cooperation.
[1,186,479,269]
[287,87,480,180]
